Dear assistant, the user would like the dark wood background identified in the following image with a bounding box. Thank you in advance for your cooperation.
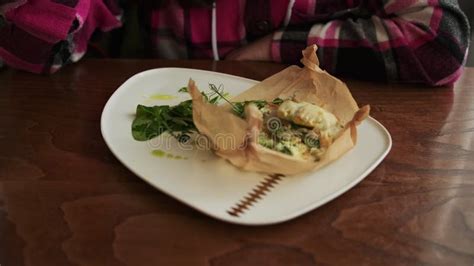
[1,60,473,266]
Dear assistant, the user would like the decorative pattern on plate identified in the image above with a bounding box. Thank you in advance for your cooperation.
[227,174,285,217]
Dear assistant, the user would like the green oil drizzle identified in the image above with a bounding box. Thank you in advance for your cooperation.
[149,94,177,100]
[151,149,188,160]
[151,149,166,157]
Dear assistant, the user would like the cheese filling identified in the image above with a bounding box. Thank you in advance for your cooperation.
[254,100,344,160]
[277,100,342,138]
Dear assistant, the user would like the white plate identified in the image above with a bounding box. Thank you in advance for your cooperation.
[101,67,392,225]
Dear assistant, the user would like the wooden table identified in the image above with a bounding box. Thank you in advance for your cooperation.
[1,60,473,266]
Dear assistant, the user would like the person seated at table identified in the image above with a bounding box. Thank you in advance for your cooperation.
[0,0,470,86]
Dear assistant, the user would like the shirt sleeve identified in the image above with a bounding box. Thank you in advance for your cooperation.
[0,0,122,74]
[271,0,471,86]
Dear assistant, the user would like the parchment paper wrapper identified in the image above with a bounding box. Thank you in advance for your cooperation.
[189,45,370,175]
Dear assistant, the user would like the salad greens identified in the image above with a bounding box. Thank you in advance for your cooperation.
[131,84,281,142]
[132,100,194,141]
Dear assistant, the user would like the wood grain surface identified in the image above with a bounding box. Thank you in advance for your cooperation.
[0,60,473,266]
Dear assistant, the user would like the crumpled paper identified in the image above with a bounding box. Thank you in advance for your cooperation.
[189,45,370,175]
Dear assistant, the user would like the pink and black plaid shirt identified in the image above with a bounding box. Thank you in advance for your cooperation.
[0,0,470,85]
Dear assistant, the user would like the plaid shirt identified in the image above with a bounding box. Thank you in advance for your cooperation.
[0,0,470,85]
